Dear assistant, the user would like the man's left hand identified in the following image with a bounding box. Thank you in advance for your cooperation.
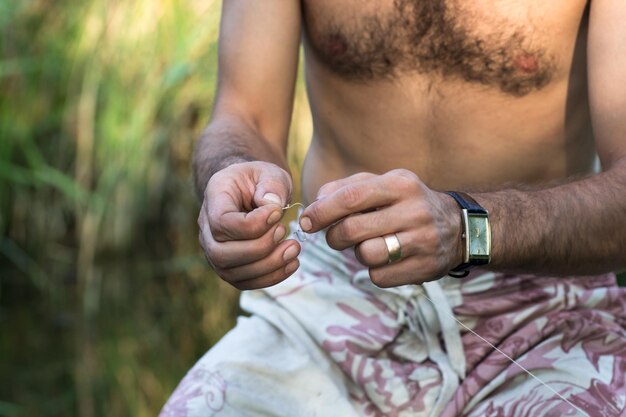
[299,170,463,286]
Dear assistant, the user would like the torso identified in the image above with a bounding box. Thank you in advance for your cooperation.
[299,0,593,203]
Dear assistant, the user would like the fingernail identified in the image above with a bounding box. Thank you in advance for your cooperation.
[263,193,282,205]
[273,225,286,243]
[283,244,299,262]
[285,260,299,275]
[300,216,312,232]
[267,210,281,225]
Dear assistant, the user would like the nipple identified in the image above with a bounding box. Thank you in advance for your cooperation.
[514,53,539,74]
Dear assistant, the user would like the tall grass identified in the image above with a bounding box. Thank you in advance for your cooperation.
[0,1,311,416]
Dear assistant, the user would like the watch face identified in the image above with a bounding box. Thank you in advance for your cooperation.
[467,214,491,260]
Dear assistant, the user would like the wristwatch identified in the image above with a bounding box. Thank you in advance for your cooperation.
[445,191,491,278]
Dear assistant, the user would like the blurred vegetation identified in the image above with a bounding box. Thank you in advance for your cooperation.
[0,1,310,416]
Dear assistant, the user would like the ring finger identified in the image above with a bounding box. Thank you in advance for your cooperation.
[354,231,418,267]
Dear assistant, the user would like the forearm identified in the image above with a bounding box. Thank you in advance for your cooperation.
[475,158,626,275]
[192,114,289,200]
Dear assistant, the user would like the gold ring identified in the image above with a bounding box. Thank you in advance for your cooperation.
[383,234,402,264]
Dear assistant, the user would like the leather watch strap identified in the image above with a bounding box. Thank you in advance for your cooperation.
[445,191,484,213]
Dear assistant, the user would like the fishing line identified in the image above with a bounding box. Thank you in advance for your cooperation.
[282,202,307,242]
[420,292,588,416]
[282,202,305,210]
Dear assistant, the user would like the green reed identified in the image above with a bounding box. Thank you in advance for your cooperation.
[0,0,313,414]
[0,1,269,416]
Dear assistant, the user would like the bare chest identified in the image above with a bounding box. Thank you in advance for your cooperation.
[302,0,588,96]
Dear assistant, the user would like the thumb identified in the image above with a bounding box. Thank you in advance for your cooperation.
[253,169,292,208]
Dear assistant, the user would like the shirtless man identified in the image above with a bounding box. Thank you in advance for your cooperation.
[160,1,626,416]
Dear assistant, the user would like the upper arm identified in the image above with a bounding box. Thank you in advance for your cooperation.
[588,0,626,169]
[213,0,302,150]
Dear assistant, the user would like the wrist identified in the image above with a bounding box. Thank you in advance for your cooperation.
[441,192,466,271]
[445,191,492,277]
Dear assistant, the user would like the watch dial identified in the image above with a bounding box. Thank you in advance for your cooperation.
[468,215,490,258]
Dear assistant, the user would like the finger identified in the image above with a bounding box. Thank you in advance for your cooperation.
[355,236,393,267]
[205,168,255,218]
[252,168,293,209]
[368,256,442,288]
[355,227,443,268]
[202,222,289,269]
[325,207,401,250]
[233,259,300,291]
[208,199,282,242]
[225,240,301,282]
[204,166,288,242]
[300,176,397,233]
[199,228,215,269]
[354,232,417,267]
[316,172,377,200]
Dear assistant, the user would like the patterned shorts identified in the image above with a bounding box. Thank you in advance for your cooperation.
[160,225,626,417]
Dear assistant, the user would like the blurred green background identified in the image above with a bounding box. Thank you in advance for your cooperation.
[1,2,624,417]
[0,1,311,416]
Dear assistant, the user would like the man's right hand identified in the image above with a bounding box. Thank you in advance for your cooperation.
[198,161,301,290]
